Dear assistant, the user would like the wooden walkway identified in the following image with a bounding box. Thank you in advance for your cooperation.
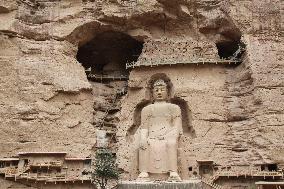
[28,161,62,168]
[4,172,92,183]
[214,170,283,180]
[126,59,241,69]
[87,73,129,81]
[200,170,283,189]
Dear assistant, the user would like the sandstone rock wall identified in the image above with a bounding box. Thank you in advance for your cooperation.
[0,33,96,158]
[0,0,283,188]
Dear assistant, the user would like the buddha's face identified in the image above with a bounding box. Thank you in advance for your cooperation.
[153,85,168,101]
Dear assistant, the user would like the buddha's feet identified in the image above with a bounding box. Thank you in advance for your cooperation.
[168,171,182,182]
[137,172,150,182]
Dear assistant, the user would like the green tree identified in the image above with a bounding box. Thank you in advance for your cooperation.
[92,148,120,189]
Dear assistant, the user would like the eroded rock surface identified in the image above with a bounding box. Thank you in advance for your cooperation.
[0,0,283,188]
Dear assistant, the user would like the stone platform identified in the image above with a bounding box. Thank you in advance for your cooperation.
[118,180,202,189]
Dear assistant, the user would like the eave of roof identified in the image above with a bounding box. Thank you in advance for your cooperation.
[18,152,67,155]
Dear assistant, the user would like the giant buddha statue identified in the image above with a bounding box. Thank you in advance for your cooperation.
[137,79,183,181]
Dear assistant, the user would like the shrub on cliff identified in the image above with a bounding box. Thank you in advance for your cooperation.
[92,148,120,189]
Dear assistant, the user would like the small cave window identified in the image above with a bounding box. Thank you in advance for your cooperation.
[200,165,212,175]
[76,31,144,82]
[261,164,278,171]
[188,166,193,171]
[268,164,278,171]
[216,40,245,60]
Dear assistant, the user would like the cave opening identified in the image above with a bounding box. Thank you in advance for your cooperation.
[76,31,144,81]
[216,39,245,60]
[261,164,278,171]
[76,31,144,150]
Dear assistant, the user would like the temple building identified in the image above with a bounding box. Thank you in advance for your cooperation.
[0,152,92,187]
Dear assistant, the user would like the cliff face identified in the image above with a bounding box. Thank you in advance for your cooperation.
[0,0,96,158]
[0,0,283,188]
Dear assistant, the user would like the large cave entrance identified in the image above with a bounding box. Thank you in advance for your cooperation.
[215,32,245,62]
[76,31,143,79]
[216,40,241,59]
[76,31,143,151]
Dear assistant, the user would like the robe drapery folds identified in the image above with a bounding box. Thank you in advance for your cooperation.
[139,102,182,173]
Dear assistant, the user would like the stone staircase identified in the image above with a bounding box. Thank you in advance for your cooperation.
[99,87,126,126]
[95,86,127,138]
[201,177,223,189]
[95,86,127,149]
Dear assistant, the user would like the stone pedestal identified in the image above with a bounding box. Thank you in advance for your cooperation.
[118,180,202,189]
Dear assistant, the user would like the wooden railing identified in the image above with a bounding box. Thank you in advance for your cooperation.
[216,170,283,178]
[3,167,17,178]
[200,169,283,188]
[126,59,241,69]
[28,160,62,168]
[87,73,129,81]
[15,172,92,182]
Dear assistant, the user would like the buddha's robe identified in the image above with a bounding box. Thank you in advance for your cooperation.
[139,102,182,173]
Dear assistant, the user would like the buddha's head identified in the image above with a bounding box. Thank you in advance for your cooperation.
[152,79,168,101]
